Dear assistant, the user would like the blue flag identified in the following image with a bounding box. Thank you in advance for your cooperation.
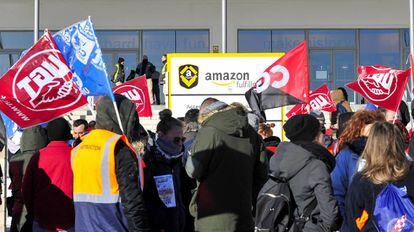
[0,113,20,139]
[53,18,114,99]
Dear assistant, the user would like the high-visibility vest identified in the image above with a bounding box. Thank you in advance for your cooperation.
[71,129,128,203]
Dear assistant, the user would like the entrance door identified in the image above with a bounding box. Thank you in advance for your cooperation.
[310,50,355,102]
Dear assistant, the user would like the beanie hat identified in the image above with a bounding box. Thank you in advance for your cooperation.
[283,114,320,142]
[46,117,72,141]
[118,57,125,63]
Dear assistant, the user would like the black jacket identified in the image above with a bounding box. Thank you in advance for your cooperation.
[136,62,155,79]
[143,142,186,232]
[270,142,340,232]
[345,163,414,231]
[96,95,150,231]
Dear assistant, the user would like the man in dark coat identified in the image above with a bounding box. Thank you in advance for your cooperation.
[186,98,268,232]
[270,114,340,231]
[10,126,48,231]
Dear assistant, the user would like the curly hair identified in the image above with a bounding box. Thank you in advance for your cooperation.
[338,110,385,151]
[258,123,275,139]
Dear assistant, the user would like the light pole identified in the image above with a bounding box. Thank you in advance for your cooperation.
[34,0,39,42]
[222,0,227,53]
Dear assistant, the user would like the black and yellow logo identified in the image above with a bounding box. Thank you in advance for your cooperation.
[179,64,198,89]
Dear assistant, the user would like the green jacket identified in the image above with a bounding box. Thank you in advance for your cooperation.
[186,105,268,232]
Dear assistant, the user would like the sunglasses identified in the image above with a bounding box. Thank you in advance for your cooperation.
[173,137,186,144]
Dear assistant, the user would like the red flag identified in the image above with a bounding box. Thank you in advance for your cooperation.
[285,84,336,118]
[0,32,87,128]
[346,65,410,112]
[286,104,308,118]
[246,41,309,116]
[309,84,336,112]
[113,76,153,117]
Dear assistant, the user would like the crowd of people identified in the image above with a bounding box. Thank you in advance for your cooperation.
[2,86,414,232]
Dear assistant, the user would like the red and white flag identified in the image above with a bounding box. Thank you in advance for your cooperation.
[113,76,153,117]
[0,32,87,128]
[346,65,410,112]
[245,41,309,116]
[285,84,336,118]
[286,104,308,118]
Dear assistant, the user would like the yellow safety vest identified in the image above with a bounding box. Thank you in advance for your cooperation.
[71,129,129,203]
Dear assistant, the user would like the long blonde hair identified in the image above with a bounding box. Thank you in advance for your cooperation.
[361,121,410,184]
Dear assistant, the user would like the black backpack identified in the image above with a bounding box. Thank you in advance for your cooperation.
[255,175,316,232]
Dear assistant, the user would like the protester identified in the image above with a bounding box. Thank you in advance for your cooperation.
[9,126,48,232]
[72,119,88,140]
[136,55,155,104]
[346,121,414,231]
[335,112,355,140]
[270,114,340,231]
[22,118,74,231]
[88,120,96,130]
[112,57,126,84]
[258,123,280,160]
[143,115,187,231]
[71,95,149,231]
[330,87,352,126]
[183,109,199,150]
[159,109,173,121]
[186,98,268,232]
[399,100,410,127]
[310,111,333,149]
[377,107,410,149]
[331,110,385,229]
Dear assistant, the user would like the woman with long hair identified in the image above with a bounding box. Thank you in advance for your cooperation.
[346,121,414,231]
[330,110,385,230]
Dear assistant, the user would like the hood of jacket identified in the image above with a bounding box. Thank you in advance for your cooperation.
[347,137,367,156]
[271,142,335,179]
[20,125,48,153]
[96,94,140,142]
[202,104,249,137]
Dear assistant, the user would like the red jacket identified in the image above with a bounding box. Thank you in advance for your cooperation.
[22,141,74,230]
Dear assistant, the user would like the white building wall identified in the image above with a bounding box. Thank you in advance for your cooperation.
[0,0,410,52]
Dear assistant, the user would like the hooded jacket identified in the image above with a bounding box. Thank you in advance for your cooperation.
[74,95,149,231]
[270,142,339,232]
[186,104,268,232]
[331,137,367,230]
[9,126,48,232]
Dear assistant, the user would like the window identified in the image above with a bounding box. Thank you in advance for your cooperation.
[176,30,209,52]
[0,32,33,49]
[143,31,175,70]
[143,30,209,70]
[309,30,355,48]
[271,30,304,52]
[95,31,139,49]
[360,30,400,68]
[238,30,271,52]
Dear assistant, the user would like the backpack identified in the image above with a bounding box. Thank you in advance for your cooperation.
[373,184,414,232]
[255,174,317,232]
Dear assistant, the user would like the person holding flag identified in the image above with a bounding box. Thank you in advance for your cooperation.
[71,94,149,232]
